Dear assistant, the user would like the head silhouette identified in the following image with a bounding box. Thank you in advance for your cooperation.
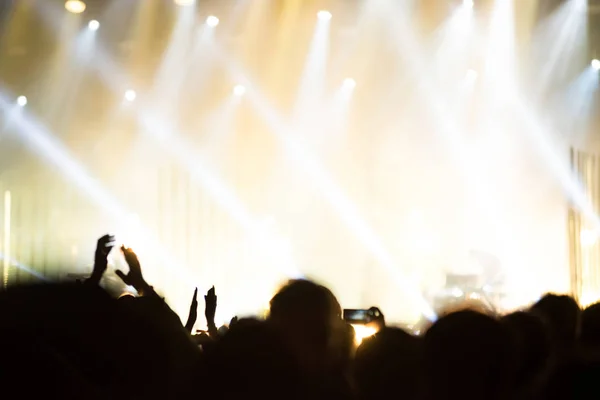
[580,302,600,348]
[531,294,580,352]
[268,279,342,372]
[205,318,301,400]
[354,327,422,400]
[502,311,550,388]
[423,310,516,400]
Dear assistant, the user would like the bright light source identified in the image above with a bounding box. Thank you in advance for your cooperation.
[581,229,598,246]
[463,0,474,8]
[592,59,600,71]
[16,96,27,107]
[174,0,195,5]
[465,69,478,83]
[65,0,86,14]
[352,324,378,346]
[206,15,219,27]
[88,20,100,31]
[317,10,332,21]
[128,213,140,225]
[468,292,481,300]
[574,0,588,12]
[233,85,246,97]
[124,90,137,102]
[343,78,356,89]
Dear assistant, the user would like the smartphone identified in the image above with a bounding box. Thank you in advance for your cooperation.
[343,309,371,324]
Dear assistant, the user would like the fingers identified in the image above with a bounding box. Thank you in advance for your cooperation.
[115,269,130,285]
[98,234,115,246]
[192,288,198,303]
[121,246,140,269]
[96,235,116,257]
[105,235,115,246]
[205,286,216,301]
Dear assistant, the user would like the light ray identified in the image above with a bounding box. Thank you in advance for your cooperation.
[30,2,302,285]
[532,0,588,95]
[0,90,200,295]
[292,9,332,122]
[0,252,51,282]
[216,48,436,320]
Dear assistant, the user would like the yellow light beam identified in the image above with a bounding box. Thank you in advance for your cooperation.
[127,0,161,78]
[0,1,34,74]
[3,190,11,289]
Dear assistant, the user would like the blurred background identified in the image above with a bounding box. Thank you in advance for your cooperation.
[1,0,599,325]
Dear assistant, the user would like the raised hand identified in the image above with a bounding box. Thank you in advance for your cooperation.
[115,246,151,296]
[184,288,198,333]
[87,234,115,285]
[205,286,218,337]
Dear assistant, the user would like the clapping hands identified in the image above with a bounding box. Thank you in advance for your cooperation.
[115,246,152,296]
[184,286,219,337]
[87,234,115,285]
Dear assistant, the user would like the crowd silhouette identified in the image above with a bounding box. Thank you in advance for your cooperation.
[0,233,597,399]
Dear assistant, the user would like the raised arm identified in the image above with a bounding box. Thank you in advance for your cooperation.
[205,286,218,338]
[85,234,115,286]
[115,246,156,297]
[184,288,198,333]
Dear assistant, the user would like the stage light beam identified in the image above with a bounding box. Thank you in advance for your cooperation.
[343,78,356,90]
[206,15,219,27]
[88,20,99,31]
[233,85,246,96]
[3,191,11,288]
[65,0,86,14]
[174,0,195,6]
[463,0,474,8]
[317,10,332,21]
[124,89,137,102]
[292,7,332,121]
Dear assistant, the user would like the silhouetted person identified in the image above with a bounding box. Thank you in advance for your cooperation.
[580,302,600,348]
[423,310,516,400]
[502,311,551,397]
[268,279,343,372]
[204,318,302,400]
[267,279,353,399]
[531,294,581,357]
[354,327,422,400]
[0,283,180,400]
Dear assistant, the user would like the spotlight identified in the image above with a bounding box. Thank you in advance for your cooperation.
[16,96,27,107]
[343,78,356,89]
[124,90,137,102]
[206,15,219,27]
[233,85,246,97]
[463,0,474,8]
[65,0,86,14]
[592,59,600,71]
[174,0,195,5]
[465,69,478,83]
[581,229,598,246]
[317,10,332,21]
[88,20,100,31]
